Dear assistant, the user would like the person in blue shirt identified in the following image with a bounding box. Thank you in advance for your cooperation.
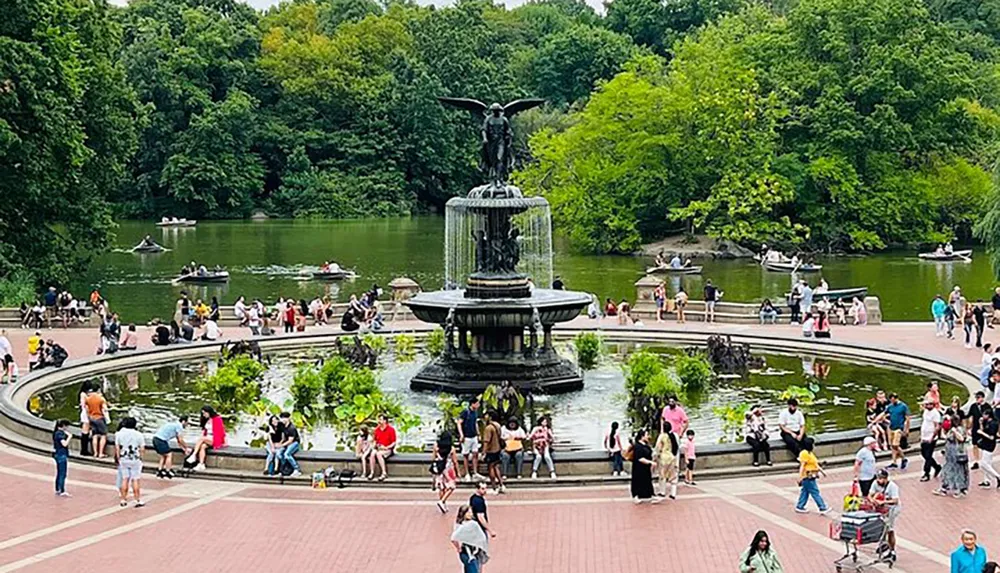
[932,295,948,337]
[950,529,987,573]
[52,419,71,497]
[152,415,191,479]
[885,393,910,470]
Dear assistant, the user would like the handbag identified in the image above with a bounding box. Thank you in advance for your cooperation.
[842,480,862,511]
[623,444,634,462]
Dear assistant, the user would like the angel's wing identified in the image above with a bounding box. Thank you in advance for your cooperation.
[437,97,488,115]
[503,98,545,117]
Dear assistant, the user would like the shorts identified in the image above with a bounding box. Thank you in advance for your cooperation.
[90,417,108,436]
[152,437,171,456]
[461,438,480,456]
[79,409,88,425]
[686,458,696,471]
[706,301,716,311]
[119,459,143,481]
[889,429,903,447]
[883,506,900,531]
[484,451,501,466]
[655,298,664,310]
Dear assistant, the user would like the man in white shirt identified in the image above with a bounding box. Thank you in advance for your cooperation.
[869,469,901,560]
[233,297,248,326]
[778,399,807,456]
[115,416,146,507]
[918,398,942,482]
[247,306,262,336]
[853,436,878,496]
[201,319,222,341]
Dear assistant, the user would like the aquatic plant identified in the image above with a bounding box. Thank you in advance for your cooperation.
[624,350,683,430]
[673,353,713,391]
[425,328,446,358]
[394,333,416,362]
[361,333,388,355]
[482,381,526,422]
[574,332,603,370]
[712,402,749,443]
[780,385,817,405]
[195,355,266,414]
[289,364,324,414]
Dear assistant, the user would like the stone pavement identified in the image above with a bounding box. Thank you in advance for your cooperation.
[0,440,994,573]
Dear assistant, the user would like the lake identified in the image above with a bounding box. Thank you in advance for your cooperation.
[78,219,998,322]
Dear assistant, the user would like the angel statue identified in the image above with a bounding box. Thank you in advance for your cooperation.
[438,97,545,190]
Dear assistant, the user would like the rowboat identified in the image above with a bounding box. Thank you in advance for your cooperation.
[311,270,357,280]
[917,249,972,261]
[131,243,166,254]
[156,218,197,227]
[785,286,868,302]
[763,261,822,273]
[645,265,703,275]
[176,271,229,284]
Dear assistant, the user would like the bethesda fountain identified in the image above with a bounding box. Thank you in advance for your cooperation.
[405,97,591,393]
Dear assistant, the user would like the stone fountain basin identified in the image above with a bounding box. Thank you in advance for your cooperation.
[405,288,590,328]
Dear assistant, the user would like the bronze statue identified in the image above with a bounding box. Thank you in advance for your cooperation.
[438,97,545,188]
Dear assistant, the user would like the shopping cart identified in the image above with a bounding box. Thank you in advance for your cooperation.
[829,509,895,571]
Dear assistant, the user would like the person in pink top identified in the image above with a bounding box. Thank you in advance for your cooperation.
[190,405,227,472]
[682,429,697,485]
[660,395,689,436]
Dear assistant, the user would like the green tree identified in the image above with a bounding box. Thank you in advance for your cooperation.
[528,25,636,106]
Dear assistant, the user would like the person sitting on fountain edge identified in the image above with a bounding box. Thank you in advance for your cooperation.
[778,399,807,456]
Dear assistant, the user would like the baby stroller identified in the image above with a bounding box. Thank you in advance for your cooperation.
[830,507,894,571]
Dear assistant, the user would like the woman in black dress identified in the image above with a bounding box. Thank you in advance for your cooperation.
[630,429,656,503]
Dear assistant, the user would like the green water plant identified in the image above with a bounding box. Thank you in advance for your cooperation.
[289,364,324,414]
[361,333,388,355]
[712,402,750,443]
[426,328,446,358]
[673,353,713,391]
[624,349,683,430]
[195,355,267,414]
[482,381,526,422]
[574,332,603,370]
[394,333,416,362]
[780,385,817,405]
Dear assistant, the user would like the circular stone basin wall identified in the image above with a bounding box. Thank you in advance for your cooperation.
[0,329,980,476]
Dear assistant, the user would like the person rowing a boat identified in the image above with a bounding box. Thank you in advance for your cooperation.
[935,244,946,256]
[669,254,683,269]
[945,242,954,255]
[139,235,155,248]
[654,250,666,268]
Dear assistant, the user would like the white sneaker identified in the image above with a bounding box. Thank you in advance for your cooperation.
[463,474,472,483]
[550,472,557,479]
[194,463,206,472]
[499,485,506,494]
[531,472,538,479]
[290,470,302,478]
[794,507,808,513]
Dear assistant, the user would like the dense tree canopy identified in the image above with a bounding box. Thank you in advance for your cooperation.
[4,0,1000,284]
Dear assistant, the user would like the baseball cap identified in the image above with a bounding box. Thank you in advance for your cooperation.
[863,437,876,446]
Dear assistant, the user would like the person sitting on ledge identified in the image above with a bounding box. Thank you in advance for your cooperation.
[369,414,396,481]
[120,324,138,350]
[759,299,778,325]
[151,321,172,346]
[778,399,807,456]
[277,412,302,478]
[744,405,772,467]
[189,405,226,472]
[604,298,618,317]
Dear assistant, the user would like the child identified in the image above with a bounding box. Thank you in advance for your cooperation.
[355,425,373,478]
[683,429,697,485]
[53,419,71,497]
[865,398,887,451]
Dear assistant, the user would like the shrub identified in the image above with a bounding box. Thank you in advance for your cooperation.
[361,333,388,355]
[0,271,36,306]
[196,362,264,414]
[673,353,713,391]
[426,328,445,357]
[394,333,416,362]
[574,332,602,370]
[780,385,816,405]
[289,364,324,413]
[624,350,683,430]
[226,355,267,382]
[712,402,750,443]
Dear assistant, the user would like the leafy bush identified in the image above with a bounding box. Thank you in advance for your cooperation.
[624,349,683,430]
[574,332,603,370]
[394,333,416,362]
[0,271,36,306]
[435,394,464,434]
[780,385,816,405]
[426,328,445,358]
[361,333,388,355]
[289,364,324,413]
[673,353,713,391]
[482,382,526,422]
[196,359,265,414]
[226,355,266,383]
[306,355,421,433]
[712,402,750,443]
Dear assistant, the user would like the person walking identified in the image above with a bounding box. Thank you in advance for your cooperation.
[919,398,942,482]
[853,436,878,496]
[976,408,1000,488]
[950,529,988,573]
[52,419,71,497]
[885,393,910,470]
[115,416,145,507]
[932,294,948,337]
[654,423,679,500]
[433,430,459,514]
[935,416,970,498]
[451,504,489,573]
[970,391,988,470]
[630,429,656,504]
[974,301,988,347]
[794,438,830,514]
[738,530,784,573]
[868,469,901,561]
[480,411,504,494]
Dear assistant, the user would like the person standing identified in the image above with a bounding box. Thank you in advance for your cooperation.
[853,436,878,496]
[794,438,830,514]
[52,419,71,497]
[935,415,969,498]
[654,423,679,499]
[605,421,624,476]
[919,398,942,482]
[703,280,721,323]
[152,415,190,479]
[885,393,911,470]
[789,282,802,324]
[457,398,481,482]
[115,416,145,507]
[630,429,656,504]
[674,288,688,323]
[480,411,504,494]
[932,295,948,337]
[868,469,901,561]
[950,529,988,573]
[528,416,556,479]
[976,408,1000,488]
[778,399,806,456]
[970,391,988,470]
[738,530,784,573]
[468,482,496,538]
[654,283,666,323]
[660,395,689,439]
[84,385,110,458]
[961,293,975,349]
[974,301,988,347]
[433,431,459,514]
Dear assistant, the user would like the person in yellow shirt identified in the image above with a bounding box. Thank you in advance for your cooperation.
[194,300,209,324]
[794,437,830,513]
[27,332,42,371]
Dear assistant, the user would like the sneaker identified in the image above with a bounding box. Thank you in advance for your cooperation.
[765,461,773,466]
[550,472,557,479]
[166,469,175,479]
[919,475,930,482]
[886,463,898,470]
[436,501,446,514]
[650,497,662,504]
[632,497,642,505]
[668,494,676,500]
[752,462,760,467]
[971,463,980,470]
[953,492,962,499]
[499,485,506,494]
[531,472,538,479]
[979,481,992,488]
[900,458,909,470]
[689,481,697,486]
[473,473,488,481]
[933,466,942,478]
[135,500,145,508]
[932,488,946,496]
[290,470,302,478]
[262,470,271,476]
[57,492,71,497]
[194,463,206,472]
[655,492,666,498]
[794,507,808,514]
[819,507,832,515]
[156,469,165,479]
[463,474,472,483]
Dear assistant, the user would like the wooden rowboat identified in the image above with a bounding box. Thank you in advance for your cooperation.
[645,265,703,275]
[311,270,357,280]
[763,261,822,273]
[917,249,972,261]
[176,271,229,283]
[785,286,868,302]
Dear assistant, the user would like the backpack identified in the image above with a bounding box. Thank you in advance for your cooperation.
[279,458,295,477]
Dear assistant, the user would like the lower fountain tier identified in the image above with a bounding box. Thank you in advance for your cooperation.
[409,354,583,394]
[404,288,591,328]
